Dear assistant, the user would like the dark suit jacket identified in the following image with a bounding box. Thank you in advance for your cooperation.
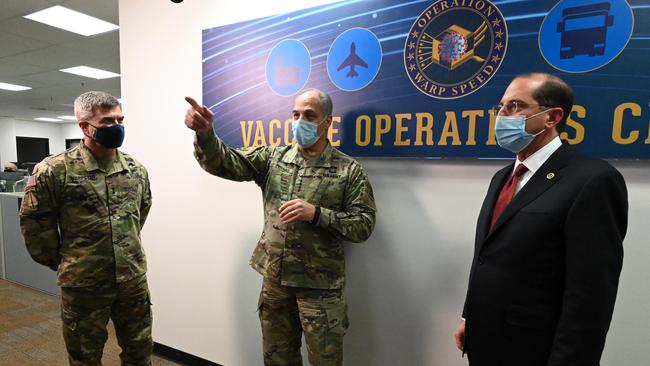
[462,143,628,366]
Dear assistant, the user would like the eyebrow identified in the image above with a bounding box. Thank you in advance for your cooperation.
[500,98,529,105]
[292,109,317,115]
[99,116,124,122]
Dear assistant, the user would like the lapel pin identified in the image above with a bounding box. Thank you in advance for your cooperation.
[546,172,555,180]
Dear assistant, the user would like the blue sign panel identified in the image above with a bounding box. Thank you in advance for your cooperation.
[202,0,650,159]
[539,0,634,73]
[327,28,382,91]
[266,39,311,96]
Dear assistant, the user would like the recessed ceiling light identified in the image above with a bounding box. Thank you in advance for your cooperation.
[0,82,32,91]
[23,5,118,36]
[57,115,77,121]
[60,66,120,79]
[35,117,63,122]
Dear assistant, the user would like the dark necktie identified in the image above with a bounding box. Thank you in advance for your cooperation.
[490,164,528,229]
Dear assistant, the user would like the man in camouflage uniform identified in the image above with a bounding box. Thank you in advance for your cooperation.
[184,89,377,365]
[20,91,153,366]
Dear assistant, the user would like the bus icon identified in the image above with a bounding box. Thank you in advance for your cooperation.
[556,2,614,59]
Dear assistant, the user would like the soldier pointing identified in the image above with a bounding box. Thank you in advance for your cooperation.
[185,89,377,365]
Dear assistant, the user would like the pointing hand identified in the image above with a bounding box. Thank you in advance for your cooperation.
[184,96,213,133]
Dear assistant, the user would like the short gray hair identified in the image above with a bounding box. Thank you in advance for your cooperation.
[74,91,121,121]
[301,88,333,116]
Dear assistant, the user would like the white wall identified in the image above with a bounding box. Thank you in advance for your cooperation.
[14,120,65,157]
[0,119,78,164]
[60,123,83,142]
[119,1,650,365]
[0,118,17,164]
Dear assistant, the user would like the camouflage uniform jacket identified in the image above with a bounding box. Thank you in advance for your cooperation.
[194,132,376,289]
[19,142,152,287]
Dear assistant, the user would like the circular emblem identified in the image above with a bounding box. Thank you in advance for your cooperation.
[327,28,382,91]
[404,0,507,99]
[539,0,633,73]
[265,39,311,97]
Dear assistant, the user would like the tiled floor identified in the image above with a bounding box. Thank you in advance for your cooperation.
[0,279,179,365]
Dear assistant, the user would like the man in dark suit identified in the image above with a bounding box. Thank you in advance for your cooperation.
[454,73,628,366]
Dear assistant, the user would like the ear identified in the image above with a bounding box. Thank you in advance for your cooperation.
[79,121,92,136]
[324,115,333,129]
[545,107,563,129]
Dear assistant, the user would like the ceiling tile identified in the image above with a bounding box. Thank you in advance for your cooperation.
[60,30,119,52]
[0,58,48,77]
[18,70,87,85]
[5,45,98,69]
[0,17,86,45]
[0,89,56,107]
[0,33,50,57]
[60,32,121,70]
[0,0,53,22]
[86,55,121,74]
[61,0,119,25]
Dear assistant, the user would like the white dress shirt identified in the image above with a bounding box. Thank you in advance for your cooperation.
[514,136,562,194]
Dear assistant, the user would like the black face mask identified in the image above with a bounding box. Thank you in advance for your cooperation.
[87,123,125,149]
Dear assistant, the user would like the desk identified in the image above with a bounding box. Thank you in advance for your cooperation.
[0,192,59,295]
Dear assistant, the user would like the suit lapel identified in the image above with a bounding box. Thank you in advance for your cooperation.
[476,164,512,244]
[483,143,573,244]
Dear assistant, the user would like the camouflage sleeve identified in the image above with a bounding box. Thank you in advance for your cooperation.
[139,169,152,229]
[316,163,377,243]
[19,162,61,270]
[194,131,271,185]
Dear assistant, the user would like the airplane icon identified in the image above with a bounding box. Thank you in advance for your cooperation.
[337,42,368,77]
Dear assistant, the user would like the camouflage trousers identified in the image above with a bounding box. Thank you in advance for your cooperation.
[258,278,349,366]
[60,274,153,366]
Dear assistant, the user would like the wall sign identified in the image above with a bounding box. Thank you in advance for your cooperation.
[202,0,649,158]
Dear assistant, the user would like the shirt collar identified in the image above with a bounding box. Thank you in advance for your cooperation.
[282,141,334,167]
[515,136,562,175]
[79,142,128,175]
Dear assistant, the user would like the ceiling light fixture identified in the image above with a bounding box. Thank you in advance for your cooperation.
[35,117,63,122]
[0,82,32,91]
[60,66,120,79]
[57,115,78,121]
[24,5,118,36]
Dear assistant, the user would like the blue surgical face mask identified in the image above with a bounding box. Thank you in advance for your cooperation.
[88,123,125,149]
[495,109,550,153]
[292,116,327,148]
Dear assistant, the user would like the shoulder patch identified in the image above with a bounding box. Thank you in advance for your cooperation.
[26,175,37,188]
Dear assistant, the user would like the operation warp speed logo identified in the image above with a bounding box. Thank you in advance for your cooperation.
[404,0,508,99]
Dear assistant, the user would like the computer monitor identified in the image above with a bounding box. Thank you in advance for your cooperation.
[19,162,38,175]
[0,171,28,192]
[0,171,27,181]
